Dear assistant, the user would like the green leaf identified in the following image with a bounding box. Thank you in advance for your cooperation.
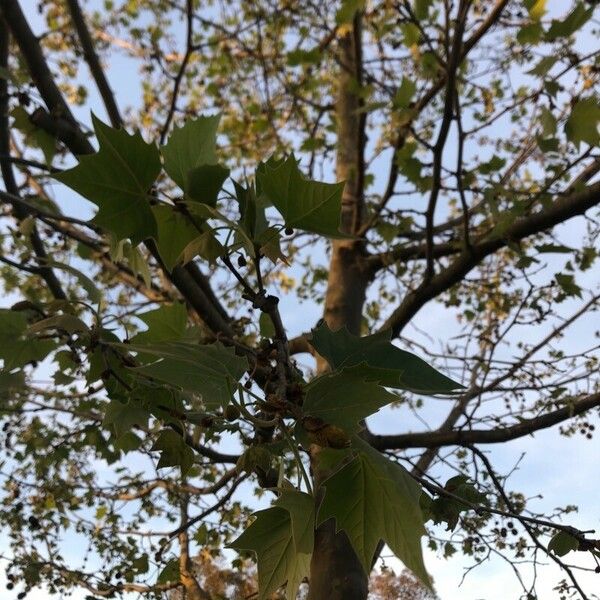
[236,445,273,475]
[303,372,397,432]
[230,507,310,600]
[318,439,430,586]
[186,163,230,205]
[0,309,55,369]
[161,114,221,191]
[151,429,195,474]
[179,228,225,265]
[527,56,557,77]
[564,97,600,149]
[257,155,348,238]
[517,22,543,45]
[124,341,248,409]
[287,47,322,66]
[53,114,160,244]
[274,490,315,554]
[234,180,269,241]
[539,107,557,137]
[310,322,462,393]
[393,77,417,109]
[555,273,582,298]
[413,0,432,20]
[103,399,148,439]
[152,205,200,271]
[131,302,188,344]
[335,0,365,25]
[401,23,420,47]
[27,314,88,336]
[157,558,180,584]
[259,312,276,339]
[44,260,102,303]
[535,244,573,254]
[0,370,25,398]
[478,155,506,175]
[11,107,56,164]
[548,531,579,556]
[422,476,488,531]
[546,3,593,41]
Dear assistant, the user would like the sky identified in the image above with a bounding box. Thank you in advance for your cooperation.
[1,1,599,599]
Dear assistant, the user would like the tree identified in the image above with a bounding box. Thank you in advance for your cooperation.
[0,0,599,598]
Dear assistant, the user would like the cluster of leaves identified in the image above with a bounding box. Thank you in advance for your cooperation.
[0,116,469,599]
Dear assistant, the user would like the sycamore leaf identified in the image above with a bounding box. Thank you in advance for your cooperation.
[234,180,269,241]
[318,439,430,586]
[123,341,248,409]
[27,314,88,336]
[236,445,273,475]
[53,114,160,244]
[257,226,287,264]
[564,98,600,149]
[152,205,201,271]
[45,260,102,303]
[157,558,180,584]
[230,507,310,600]
[527,56,557,77]
[524,0,546,20]
[393,77,416,109]
[413,0,432,20]
[161,114,222,192]
[187,163,230,205]
[179,229,225,265]
[131,303,187,344]
[259,312,276,338]
[310,322,462,393]
[11,106,56,164]
[546,3,593,41]
[103,399,149,439]
[548,531,579,556]
[151,429,195,474]
[335,0,365,25]
[274,490,315,554]
[0,371,25,398]
[302,372,397,432]
[421,475,488,531]
[256,155,348,238]
[0,309,55,369]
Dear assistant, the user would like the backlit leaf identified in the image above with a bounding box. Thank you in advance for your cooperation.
[303,371,397,432]
[257,155,348,238]
[310,322,462,393]
[0,309,55,369]
[161,114,221,192]
[230,507,310,600]
[53,114,160,244]
[152,429,195,474]
[318,439,429,586]
[124,341,248,409]
[564,97,600,149]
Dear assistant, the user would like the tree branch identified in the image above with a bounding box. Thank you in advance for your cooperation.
[381,180,600,337]
[368,392,600,450]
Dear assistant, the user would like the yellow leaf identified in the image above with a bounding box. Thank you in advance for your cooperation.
[528,0,546,20]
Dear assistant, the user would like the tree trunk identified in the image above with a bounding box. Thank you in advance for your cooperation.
[308,11,370,600]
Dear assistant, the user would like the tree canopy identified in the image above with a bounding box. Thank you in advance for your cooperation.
[0,1,599,599]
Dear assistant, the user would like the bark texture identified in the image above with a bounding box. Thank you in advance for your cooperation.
[308,11,370,600]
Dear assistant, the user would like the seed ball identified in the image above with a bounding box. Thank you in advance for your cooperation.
[224,405,241,422]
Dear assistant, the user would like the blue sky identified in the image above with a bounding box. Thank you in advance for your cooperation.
[2,1,600,598]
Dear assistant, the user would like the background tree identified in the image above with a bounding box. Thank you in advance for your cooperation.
[0,1,599,599]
